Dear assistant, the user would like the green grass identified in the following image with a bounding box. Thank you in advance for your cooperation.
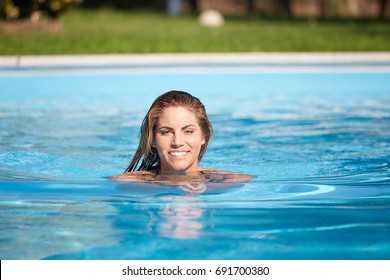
[1,9,390,55]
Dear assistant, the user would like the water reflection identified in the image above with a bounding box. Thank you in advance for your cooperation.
[156,195,205,239]
[116,182,210,240]
[117,181,245,240]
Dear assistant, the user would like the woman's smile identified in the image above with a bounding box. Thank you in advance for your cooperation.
[168,151,189,158]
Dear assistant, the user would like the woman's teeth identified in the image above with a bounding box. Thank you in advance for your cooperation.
[169,151,188,157]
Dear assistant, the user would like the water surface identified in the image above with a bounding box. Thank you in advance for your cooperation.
[0,68,389,259]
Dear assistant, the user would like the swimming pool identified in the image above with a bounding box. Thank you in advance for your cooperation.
[0,54,389,259]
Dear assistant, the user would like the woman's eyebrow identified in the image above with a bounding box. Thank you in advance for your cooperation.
[182,124,196,129]
[157,126,173,130]
[157,124,196,130]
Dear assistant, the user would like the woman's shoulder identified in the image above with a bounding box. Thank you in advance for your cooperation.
[200,168,255,183]
[109,171,157,182]
[109,169,254,184]
[199,168,239,174]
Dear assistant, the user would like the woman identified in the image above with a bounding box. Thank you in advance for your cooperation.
[111,90,253,187]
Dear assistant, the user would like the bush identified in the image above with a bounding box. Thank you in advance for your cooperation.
[0,0,19,20]
[1,0,83,20]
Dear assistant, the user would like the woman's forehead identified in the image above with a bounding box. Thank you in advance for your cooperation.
[157,106,199,127]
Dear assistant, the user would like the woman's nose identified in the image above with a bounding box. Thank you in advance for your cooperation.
[171,133,184,147]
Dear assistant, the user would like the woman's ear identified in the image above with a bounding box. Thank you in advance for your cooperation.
[201,135,206,145]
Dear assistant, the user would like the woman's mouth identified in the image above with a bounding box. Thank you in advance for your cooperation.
[168,151,189,157]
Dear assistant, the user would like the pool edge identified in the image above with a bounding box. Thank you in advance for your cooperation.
[1,52,390,68]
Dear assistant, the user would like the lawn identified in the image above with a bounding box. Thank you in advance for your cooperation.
[1,8,389,55]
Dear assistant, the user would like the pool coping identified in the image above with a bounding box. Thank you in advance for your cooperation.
[0,52,389,66]
[1,52,390,73]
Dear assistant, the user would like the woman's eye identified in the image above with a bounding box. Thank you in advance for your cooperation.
[159,130,170,136]
[184,130,194,135]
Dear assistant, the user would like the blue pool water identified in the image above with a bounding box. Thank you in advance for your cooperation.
[0,64,389,259]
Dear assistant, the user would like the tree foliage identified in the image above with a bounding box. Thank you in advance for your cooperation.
[1,0,83,20]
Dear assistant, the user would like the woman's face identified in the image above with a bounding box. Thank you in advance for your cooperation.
[154,106,206,173]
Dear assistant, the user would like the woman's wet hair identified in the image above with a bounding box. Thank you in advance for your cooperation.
[125,90,213,172]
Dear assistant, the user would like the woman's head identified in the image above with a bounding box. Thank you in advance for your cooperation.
[125,90,213,173]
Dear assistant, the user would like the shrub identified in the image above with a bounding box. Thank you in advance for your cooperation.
[1,0,83,20]
[0,0,19,20]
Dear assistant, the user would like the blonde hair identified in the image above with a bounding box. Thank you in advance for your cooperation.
[125,90,213,172]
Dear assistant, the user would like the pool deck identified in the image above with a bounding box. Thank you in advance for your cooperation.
[1,52,390,73]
